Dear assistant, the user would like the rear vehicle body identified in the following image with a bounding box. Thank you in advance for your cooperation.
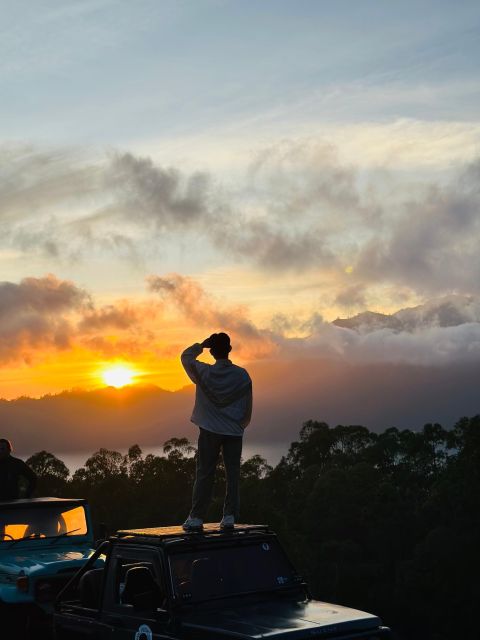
[55,523,391,640]
[0,497,97,625]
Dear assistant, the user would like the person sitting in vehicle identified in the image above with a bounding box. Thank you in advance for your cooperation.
[0,438,37,501]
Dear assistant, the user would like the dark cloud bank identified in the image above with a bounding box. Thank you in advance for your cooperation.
[0,274,90,362]
[3,143,480,297]
[0,274,158,363]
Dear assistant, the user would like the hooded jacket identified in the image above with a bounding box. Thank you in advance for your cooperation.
[181,343,252,436]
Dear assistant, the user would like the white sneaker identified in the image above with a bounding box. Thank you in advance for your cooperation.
[220,515,235,530]
[182,516,203,532]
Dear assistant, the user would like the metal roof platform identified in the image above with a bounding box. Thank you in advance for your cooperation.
[116,523,271,543]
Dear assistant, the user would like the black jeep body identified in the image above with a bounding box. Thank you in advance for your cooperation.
[54,524,391,640]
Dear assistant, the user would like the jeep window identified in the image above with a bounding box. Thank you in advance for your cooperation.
[0,504,87,541]
[169,540,300,603]
[110,556,166,613]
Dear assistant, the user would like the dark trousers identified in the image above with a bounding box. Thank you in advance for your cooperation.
[190,428,243,520]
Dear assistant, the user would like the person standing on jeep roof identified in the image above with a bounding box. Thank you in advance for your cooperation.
[181,333,252,532]
[0,438,37,500]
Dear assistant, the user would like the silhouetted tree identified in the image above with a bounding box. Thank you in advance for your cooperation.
[26,450,69,496]
[24,415,480,639]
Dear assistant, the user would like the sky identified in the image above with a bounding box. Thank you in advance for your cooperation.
[1,1,480,453]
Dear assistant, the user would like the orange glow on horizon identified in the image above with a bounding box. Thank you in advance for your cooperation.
[0,346,193,400]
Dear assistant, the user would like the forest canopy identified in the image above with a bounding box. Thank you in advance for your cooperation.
[26,416,480,640]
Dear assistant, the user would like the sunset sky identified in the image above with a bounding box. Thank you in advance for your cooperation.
[1,1,480,453]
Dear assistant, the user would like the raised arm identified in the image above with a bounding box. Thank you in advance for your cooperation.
[181,336,215,384]
[180,343,204,384]
[181,336,216,384]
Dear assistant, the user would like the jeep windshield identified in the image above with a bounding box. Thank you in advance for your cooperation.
[169,538,302,603]
[0,504,88,544]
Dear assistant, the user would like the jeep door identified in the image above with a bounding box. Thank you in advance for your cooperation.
[101,544,172,640]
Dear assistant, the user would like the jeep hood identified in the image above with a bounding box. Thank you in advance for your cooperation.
[182,599,382,639]
[0,547,93,576]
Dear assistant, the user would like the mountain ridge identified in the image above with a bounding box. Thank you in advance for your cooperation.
[333,294,480,333]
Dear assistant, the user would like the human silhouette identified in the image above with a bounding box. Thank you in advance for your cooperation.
[0,438,37,500]
[181,333,252,531]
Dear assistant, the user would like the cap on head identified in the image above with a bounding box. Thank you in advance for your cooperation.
[209,332,231,358]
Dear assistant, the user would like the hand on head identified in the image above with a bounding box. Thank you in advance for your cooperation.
[201,333,232,359]
[201,334,216,349]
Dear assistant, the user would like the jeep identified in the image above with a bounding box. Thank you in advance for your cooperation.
[0,497,98,632]
[55,523,391,639]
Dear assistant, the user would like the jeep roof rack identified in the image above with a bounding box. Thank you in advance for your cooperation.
[115,523,271,544]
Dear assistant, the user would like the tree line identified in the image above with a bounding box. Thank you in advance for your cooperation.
[26,415,480,640]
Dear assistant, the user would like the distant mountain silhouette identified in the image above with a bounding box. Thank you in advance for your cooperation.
[1,384,194,455]
[333,310,404,332]
[333,295,480,333]
[5,358,480,460]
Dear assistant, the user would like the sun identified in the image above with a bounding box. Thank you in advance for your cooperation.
[102,365,135,388]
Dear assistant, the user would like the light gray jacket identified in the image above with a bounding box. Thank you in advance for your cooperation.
[181,343,252,436]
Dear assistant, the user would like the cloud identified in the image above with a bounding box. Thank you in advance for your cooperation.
[0,145,102,258]
[0,141,372,274]
[1,143,346,272]
[393,295,480,330]
[210,139,376,272]
[78,300,158,332]
[0,274,90,362]
[246,140,363,219]
[318,295,480,365]
[0,274,165,365]
[147,273,277,358]
[278,299,480,368]
[231,146,480,291]
[2,142,480,299]
[334,284,367,309]
[0,145,100,223]
[104,152,212,228]
[215,218,336,272]
[354,159,480,294]
[147,273,480,368]
[0,145,214,261]
[0,271,278,366]
[80,334,156,358]
[77,299,163,358]
[0,274,89,315]
[335,323,480,367]
[2,272,480,369]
